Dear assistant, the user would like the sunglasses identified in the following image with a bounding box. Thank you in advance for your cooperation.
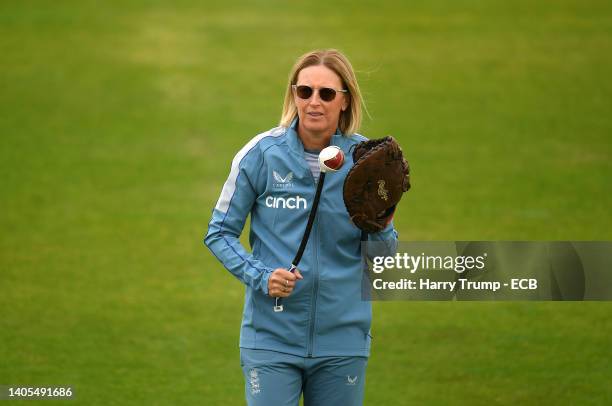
[292,85,348,102]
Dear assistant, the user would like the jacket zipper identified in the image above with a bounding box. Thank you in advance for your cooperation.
[307,214,319,357]
[305,167,320,357]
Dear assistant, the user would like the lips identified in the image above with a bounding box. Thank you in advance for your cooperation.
[307,112,323,118]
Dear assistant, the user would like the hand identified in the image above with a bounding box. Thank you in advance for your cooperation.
[268,268,303,298]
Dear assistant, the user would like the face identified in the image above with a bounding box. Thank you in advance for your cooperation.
[294,65,349,141]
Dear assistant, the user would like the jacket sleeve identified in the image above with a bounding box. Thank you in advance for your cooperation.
[365,221,399,259]
[204,143,274,295]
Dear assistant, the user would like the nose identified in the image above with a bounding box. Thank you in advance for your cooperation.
[309,89,322,105]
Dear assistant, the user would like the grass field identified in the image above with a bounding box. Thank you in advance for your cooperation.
[1,1,611,404]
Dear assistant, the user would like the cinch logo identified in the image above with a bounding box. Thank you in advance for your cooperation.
[272,171,294,188]
[265,195,307,210]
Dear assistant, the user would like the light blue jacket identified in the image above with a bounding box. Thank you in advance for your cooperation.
[204,119,398,357]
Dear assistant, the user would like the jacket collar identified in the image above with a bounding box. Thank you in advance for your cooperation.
[286,117,346,154]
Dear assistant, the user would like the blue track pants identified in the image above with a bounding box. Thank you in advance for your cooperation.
[240,348,367,406]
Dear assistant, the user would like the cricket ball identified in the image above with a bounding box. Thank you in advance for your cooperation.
[318,146,345,172]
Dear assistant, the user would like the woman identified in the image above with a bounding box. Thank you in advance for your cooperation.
[204,49,398,406]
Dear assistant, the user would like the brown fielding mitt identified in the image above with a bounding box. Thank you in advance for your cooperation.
[343,136,410,233]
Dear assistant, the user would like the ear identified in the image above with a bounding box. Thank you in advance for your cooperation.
[341,97,349,112]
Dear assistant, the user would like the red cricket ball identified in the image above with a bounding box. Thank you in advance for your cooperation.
[319,146,345,172]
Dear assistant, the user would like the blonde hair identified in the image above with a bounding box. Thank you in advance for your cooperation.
[279,49,364,136]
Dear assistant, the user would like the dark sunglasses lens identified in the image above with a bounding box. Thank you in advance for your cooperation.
[296,85,313,99]
[319,88,336,102]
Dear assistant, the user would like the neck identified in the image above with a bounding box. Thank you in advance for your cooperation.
[297,124,334,151]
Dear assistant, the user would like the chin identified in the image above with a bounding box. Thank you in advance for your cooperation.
[303,120,330,134]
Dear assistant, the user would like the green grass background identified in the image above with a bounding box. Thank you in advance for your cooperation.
[1,0,611,404]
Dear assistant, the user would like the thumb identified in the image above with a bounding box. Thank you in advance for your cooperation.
[294,269,304,280]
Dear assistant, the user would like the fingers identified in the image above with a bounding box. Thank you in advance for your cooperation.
[270,288,291,298]
[268,268,301,298]
[294,269,304,280]
[274,269,298,282]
